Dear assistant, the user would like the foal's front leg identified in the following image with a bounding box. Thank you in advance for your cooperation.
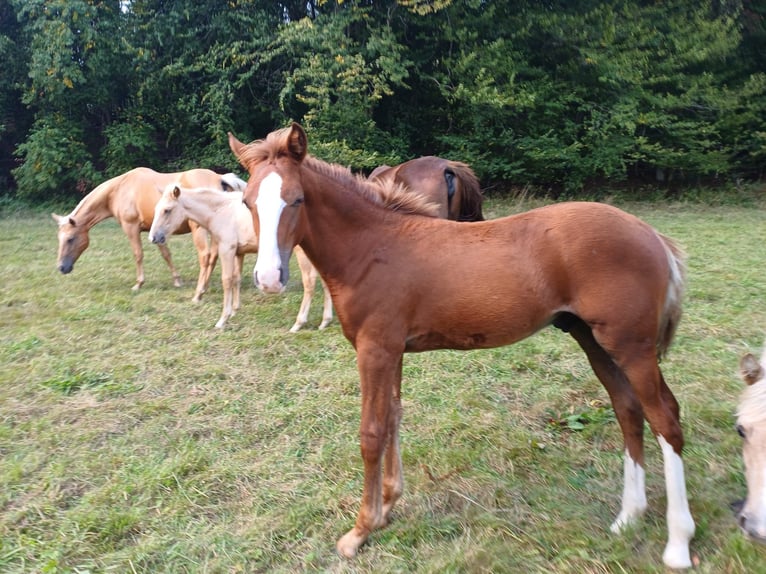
[382,355,404,522]
[337,344,403,558]
[215,250,235,329]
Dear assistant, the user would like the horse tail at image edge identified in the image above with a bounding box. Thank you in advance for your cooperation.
[657,233,687,360]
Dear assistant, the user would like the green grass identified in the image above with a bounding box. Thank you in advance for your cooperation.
[1,196,765,573]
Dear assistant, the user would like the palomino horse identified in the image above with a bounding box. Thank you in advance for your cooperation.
[149,184,332,331]
[230,124,695,569]
[737,343,766,542]
[52,167,246,297]
[368,156,484,221]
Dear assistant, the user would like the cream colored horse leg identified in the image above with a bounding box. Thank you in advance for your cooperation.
[157,242,182,288]
[136,220,181,288]
[290,246,333,332]
[290,246,315,332]
[122,223,147,291]
[232,253,244,313]
[318,277,334,330]
[215,249,235,329]
[191,227,217,303]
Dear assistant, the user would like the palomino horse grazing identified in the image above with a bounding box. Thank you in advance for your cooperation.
[737,343,766,542]
[149,184,332,331]
[369,156,484,221]
[52,167,246,298]
[230,124,695,569]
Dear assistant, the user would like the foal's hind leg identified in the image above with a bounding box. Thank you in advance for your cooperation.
[191,226,216,302]
[616,348,695,569]
[564,318,648,531]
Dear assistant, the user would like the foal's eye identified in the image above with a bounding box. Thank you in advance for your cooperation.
[164,208,172,215]
[736,424,746,439]
[292,197,304,207]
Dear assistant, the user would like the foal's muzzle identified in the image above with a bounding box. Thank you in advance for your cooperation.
[150,231,165,245]
[733,499,766,544]
[253,267,289,294]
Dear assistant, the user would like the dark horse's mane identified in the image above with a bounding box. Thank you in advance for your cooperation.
[235,127,441,218]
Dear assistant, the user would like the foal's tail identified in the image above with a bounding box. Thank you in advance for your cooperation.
[446,161,484,222]
[657,233,687,359]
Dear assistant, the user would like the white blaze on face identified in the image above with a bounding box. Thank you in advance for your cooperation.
[254,172,287,293]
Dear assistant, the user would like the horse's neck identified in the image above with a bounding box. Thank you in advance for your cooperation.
[180,189,236,228]
[69,179,118,228]
[300,170,388,284]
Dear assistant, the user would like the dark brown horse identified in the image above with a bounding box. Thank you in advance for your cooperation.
[230,124,695,569]
[369,156,484,221]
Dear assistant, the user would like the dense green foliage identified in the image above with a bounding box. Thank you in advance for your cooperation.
[1,0,765,200]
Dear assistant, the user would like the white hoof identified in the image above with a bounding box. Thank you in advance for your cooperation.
[662,543,692,570]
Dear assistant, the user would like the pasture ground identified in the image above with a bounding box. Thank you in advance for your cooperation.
[1,195,765,573]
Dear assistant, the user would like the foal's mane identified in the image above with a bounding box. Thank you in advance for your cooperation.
[235,127,441,218]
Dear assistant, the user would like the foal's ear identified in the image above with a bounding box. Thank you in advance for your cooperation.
[172,186,181,198]
[287,122,308,161]
[51,213,63,225]
[741,353,765,386]
[228,132,246,163]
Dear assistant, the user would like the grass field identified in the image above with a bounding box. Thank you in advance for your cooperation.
[1,195,765,573]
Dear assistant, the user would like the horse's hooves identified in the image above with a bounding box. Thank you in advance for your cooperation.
[662,543,692,570]
[289,323,303,333]
[336,531,363,559]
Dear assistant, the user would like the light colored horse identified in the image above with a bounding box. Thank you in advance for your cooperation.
[53,167,246,298]
[737,343,766,542]
[230,123,695,569]
[149,184,332,331]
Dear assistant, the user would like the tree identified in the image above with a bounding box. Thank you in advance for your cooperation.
[11,0,123,199]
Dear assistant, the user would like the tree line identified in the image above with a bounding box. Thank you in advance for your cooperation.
[1,0,764,201]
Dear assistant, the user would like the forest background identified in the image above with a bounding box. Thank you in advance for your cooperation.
[0,0,765,202]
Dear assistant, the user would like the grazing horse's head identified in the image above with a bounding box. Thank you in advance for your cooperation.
[149,184,185,245]
[229,123,308,294]
[51,213,89,274]
[737,346,766,543]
